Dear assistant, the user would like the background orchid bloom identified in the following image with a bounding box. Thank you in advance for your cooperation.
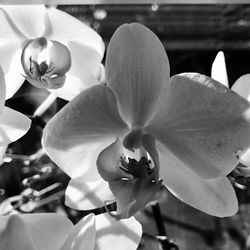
[0,212,142,250]
[212,51,250,173]
[0,5,105,101]
[42,23,250,219]
[0,66,31,162]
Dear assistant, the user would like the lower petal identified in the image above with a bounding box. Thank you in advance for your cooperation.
[65,177,114,210]
[0,213,73,250]
[0,106,31,146]
[108,177,162,219]
[60,213,96,250]
[158,143,238,217]
[95,213,142,250]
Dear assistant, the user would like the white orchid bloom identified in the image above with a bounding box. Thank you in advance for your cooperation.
[42,23,250,219]
[0,212,142,250]
[0,5,105,101]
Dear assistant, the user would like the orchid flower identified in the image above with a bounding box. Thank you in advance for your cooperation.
[0,66,31,163]
[0,5,105,101]
[212,51,250,176]
[0,212,142,250]
[42,23,250,219]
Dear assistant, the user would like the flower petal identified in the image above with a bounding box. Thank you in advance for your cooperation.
[49,71,99,101]
[0,66,6,113]
[0,214,35,250]
[65,177,114,210]
[0,8,25,41]
[0,213,73,250]
[158,143,238,217]
[49,41,102,101]
[68,41,103,77]
[0,42,20,78]
[60,213,96,250]
[105,23,170,127]
[211,51,229,87]
[45,7,104,58]
[232,74,250,102]
[147,73,250,179]
[4,48,25,99]
[94,213,142,250]
[19,213,73,250]
[0,106,31,146]
[0,145,7,166]
[42,85,129,179]
[1,5,46,39]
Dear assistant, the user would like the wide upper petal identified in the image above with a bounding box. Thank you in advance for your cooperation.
[231,74,250,102]
[157,143,238,217]
[0,5,46,39]
[105,23,170,128]
[65,177,114,210]
[147,73,250,179]
[0,213,73,250]
[44,7,104,58]
[42,85,129,179]
[0,106,31,146]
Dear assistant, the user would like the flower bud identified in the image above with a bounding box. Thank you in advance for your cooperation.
[21,37,71,89]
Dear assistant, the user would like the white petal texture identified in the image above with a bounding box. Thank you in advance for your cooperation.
[157,142,238,217]
[0,145,7,165]
[147,73,250,179]
[0,213,73,250]
[65,177,114,210]
[61,213,142,250]
[0,107,31,146]
[0,68,31,146]
[94,213,142,250]
[60,214,96,250]
[45,7,104,58]
[106,23,170,127]
[0,5,46,39]
[42,85,129,179]
[211,51,229,87]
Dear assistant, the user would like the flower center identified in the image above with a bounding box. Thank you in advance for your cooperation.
[21,37,71,89]
[119,154,154,179]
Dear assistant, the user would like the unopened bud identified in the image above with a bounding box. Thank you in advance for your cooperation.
[21,37,71,89]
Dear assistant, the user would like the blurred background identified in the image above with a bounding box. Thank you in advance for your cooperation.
[3,4,250,250]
